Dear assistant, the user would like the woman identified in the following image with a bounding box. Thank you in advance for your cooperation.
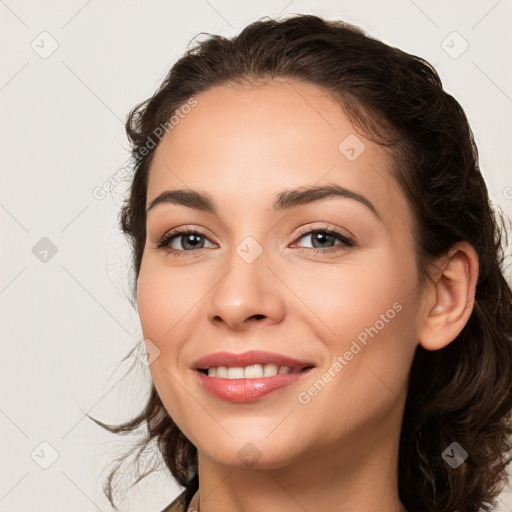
[93,14,512,512]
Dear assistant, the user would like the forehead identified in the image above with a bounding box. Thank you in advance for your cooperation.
[147,80,409,229]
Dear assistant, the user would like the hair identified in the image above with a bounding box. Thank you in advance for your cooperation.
[90,13,512,512]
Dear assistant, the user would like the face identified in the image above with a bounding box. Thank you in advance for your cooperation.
[137,79,425,469]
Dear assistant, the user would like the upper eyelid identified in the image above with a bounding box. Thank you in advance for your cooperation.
[293,224,354,241]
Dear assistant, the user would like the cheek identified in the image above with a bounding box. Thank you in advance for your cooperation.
[288,245,420,398]
[136,260,200,426]
[286,245,417,341]
[291,272,418,446]
[331,254,419,391]
[137,263,168,340]
[136,256,202,344]
[136,261,187,387]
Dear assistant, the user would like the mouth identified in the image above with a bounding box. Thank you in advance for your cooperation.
[191,350,317,402]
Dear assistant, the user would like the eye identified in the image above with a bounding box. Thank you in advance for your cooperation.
[153,225,356,258]
[153,228,216,256]
[291,226,355,254]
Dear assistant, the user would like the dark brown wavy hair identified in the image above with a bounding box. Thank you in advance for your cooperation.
[90,14,512,512]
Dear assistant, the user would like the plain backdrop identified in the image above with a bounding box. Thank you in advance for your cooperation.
[1,1,511,511]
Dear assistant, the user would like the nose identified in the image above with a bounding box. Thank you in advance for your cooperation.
[206,248,285,331]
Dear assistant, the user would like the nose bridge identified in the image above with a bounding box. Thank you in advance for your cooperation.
[207,233,283,328]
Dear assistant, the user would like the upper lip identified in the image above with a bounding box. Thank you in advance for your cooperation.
[192,350,316,370]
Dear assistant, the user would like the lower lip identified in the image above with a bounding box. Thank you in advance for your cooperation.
[195,368,314,403]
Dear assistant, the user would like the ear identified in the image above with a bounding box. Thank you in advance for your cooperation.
[418,241,479,351]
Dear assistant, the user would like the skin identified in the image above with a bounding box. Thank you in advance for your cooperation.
[136,79,479,512]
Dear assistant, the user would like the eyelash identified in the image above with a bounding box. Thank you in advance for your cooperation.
[153,225,356,258]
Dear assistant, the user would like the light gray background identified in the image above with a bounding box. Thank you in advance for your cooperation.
[1,0,511,511]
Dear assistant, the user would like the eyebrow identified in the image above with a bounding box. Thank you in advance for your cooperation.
[146,183,381,220]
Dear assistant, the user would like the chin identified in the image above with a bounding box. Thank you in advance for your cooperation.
[198,436,307,470]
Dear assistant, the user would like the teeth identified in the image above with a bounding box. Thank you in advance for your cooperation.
[263,363,278,376]
[205,364,302,378]
[227,367,244,379]
[245,364,264,378]
[215,366,228,378]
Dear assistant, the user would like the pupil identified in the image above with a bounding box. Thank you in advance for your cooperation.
[184,234,201,249]
[313,232,332,248]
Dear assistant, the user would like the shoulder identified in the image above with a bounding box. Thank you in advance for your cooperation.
[159,489,188,512]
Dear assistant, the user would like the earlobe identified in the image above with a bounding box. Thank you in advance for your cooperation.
[418,241,479,351]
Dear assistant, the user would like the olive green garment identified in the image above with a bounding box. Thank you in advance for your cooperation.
[159,489,188,512]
